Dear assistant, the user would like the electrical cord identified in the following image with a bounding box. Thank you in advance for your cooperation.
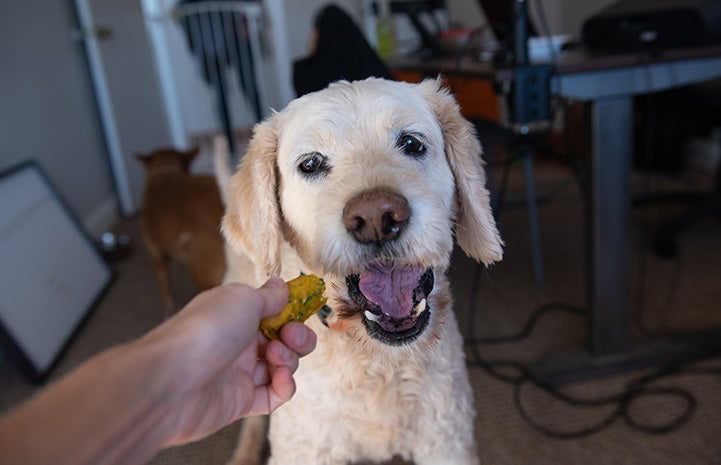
[465,130,720,437]
[465,259,721,438]
[466,142,718,439]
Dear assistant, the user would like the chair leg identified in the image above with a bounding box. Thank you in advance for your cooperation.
[523,152,545,288]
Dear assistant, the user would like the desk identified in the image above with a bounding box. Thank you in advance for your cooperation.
[392,45,721,384]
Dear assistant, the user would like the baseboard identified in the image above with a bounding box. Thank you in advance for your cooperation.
[83,195,120,238]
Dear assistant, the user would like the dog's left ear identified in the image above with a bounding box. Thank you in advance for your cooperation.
[222,119,283,281]
[419,79,503,265]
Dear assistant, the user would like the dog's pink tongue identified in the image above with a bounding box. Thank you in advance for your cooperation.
[358,265,424,318]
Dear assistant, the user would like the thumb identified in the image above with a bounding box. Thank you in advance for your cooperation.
[256,278,289,319]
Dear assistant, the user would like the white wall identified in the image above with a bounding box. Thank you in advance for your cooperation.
[85,0,174,216]
[0,0,117,235]
[551,0,615,37]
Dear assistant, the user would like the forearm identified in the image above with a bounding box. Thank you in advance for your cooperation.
[0,343,171,465]
[0,282,309,465]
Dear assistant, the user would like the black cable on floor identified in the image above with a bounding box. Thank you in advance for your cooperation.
[467,80,721,437]
[464,262,721,439]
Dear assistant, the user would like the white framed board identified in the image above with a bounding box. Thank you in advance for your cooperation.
[0,161,114,382]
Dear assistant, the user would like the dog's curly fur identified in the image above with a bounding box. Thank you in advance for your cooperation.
[220,78,502,465]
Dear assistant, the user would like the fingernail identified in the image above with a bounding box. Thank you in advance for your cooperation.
[264,278,285,289]
[292,326,308,346]
[277,343,292,362]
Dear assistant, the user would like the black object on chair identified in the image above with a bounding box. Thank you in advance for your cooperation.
[293,4,394,97]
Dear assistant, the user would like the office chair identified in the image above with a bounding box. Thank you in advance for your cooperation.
[293,3,545,287]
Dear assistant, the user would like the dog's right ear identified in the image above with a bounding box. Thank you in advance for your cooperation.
[222,120,283,281]
[418,78,503,265]
[180,146,200,171]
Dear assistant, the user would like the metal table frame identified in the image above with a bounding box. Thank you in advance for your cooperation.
[533,47,721,384]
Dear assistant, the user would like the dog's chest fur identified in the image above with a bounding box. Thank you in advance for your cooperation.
[269,296,472,462]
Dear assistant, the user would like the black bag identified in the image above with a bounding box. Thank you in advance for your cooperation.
[293,4,394,97]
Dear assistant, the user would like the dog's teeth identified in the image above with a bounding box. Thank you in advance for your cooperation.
[364,311,380,322]
[414,299,427,315]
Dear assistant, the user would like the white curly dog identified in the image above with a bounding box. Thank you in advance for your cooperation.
[219,78,503,465]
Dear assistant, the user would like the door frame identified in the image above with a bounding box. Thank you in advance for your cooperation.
[72,0,135,216]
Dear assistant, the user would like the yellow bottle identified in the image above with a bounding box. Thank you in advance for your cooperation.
[376,0,396,59]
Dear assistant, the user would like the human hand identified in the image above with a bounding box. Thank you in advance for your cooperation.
[131,279,317,447]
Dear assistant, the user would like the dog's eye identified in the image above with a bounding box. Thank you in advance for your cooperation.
[397,134,426,157]
[298,152,328,176]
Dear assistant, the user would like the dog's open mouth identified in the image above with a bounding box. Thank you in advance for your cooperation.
[346,265,433,346]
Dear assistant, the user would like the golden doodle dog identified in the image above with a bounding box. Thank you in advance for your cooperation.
[220,78,503,465]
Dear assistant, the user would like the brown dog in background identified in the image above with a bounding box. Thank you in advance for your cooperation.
[137,147,226,315]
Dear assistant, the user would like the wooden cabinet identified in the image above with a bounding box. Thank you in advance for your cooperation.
[393,70,501,122]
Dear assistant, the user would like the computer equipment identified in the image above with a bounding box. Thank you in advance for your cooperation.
[474,0,550,123]
[388,0,448,56]
[582,0,721,52]
[476,0,537,45]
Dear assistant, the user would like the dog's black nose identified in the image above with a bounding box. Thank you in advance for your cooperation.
[343,189,410,245]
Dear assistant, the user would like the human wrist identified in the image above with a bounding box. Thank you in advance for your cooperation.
[87,343,175,460]
[117,336,179,405]
[116,332,206,448]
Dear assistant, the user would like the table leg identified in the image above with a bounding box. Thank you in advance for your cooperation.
[587,98,633,356]
[528,97,721,385]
